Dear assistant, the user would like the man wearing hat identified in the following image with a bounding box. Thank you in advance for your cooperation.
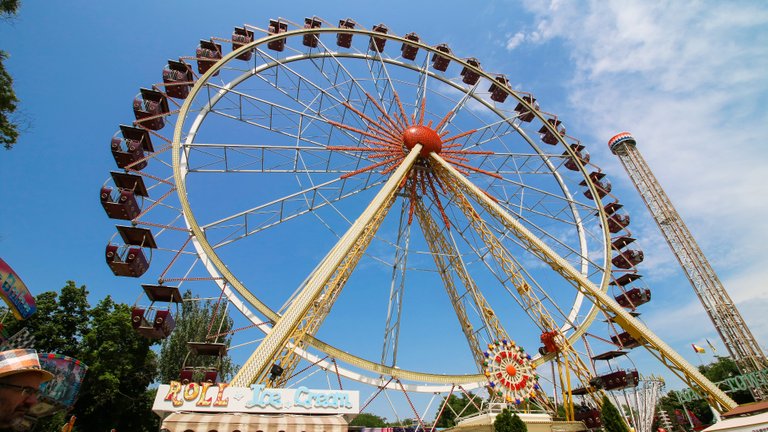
[0,349,54,430]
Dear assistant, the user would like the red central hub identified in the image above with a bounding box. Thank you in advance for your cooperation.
[506,364,517,377]
[402,125,442,157]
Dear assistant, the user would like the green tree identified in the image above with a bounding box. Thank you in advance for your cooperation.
[434,393,483,427]
[600,395,629,432]
[157,290,235,383]
[494,408,527,432]
[1,281,89,356]
[510,412,527,432]
[1,1,20,16]
[494,408,528,432]
[1,0,21,149]
[699,357,753,404]
[350,413,388,427]
[2,284,161,431]
[74,296,159,431]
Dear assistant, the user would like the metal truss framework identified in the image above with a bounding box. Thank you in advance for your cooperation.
[611,136,768,400]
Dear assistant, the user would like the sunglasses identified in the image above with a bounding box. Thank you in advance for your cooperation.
[0,383,40,397]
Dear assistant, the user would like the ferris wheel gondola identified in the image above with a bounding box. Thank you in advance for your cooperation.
[105,226,156,278]
[109,125,153,171]
[131,284,182,339]
[100,171,147,221]
[180,342,228,385]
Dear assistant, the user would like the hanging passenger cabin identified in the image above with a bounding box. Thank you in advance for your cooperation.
[133,88,169,131]
[196,39,222,75]
[460,58,482,85]
[162,59,193,99]
[611,236,644,269]
[302,17,322,48]
[369,24,388,52]
[611,331,642,349]
[564,143,590,171]
[105,226,157,278]
[267,19,289,52]
[401,32,420,61]
[589,369,640,391]
[538,330,560,355]
[607,213,630,233]
[131,284,182,339]
[539,118,566,145]
[110,125,154,171]
[601,202,630,233]
[232,27,255,60]
[432,44,452,72]
[514,95,539,122]
[180,342,228,384]
[590,350,634,388]
[581,171,612,200]
[489,75,511,103]
[100,171,148,220]
[615,287,652,308]
[575,407,602,430]
[336,19,356,48]
[612,249,644,269]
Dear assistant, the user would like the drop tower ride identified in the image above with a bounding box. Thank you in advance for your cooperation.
[609,132,767,400]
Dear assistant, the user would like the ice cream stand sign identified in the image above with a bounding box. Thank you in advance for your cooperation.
[153,382,359,415]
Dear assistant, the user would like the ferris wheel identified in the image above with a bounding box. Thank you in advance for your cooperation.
[100,16,735,421]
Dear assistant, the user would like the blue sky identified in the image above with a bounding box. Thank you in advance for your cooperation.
[1,0,767,421]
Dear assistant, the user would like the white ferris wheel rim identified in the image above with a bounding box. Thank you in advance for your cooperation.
[171,27,613,392]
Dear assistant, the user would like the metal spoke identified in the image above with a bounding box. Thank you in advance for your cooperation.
[411,54,430,123]
[200,175,386,248]
[437,82,481,134]
[380,199,411,368]
[182,143,357,174]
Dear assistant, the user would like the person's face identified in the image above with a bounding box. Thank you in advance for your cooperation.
[0,372,46,429]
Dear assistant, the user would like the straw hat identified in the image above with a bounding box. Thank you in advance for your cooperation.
[0,349,55,382]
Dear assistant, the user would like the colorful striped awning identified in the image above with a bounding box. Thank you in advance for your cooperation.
[160,413,348,432]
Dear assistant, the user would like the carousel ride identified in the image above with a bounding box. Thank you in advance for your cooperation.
[99,16,735,428]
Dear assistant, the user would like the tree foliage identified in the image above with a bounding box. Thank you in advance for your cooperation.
[434,393,483,427]
[600,395,629,432]
[494,408,527,432]
[74,296,159,431]
[1,0,20,16]
[0,51,19,148]
[699,357,753,404]
[1,0,21,149]
[349,413,388,427]
[1,282,160,431]
[1,281,89,356]
[157,290,235,383]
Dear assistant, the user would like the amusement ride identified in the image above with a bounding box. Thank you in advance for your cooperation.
[99,16,739,430]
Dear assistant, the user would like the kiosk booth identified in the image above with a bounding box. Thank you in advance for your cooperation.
[154,382,358,432]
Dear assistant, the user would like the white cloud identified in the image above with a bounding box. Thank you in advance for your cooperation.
[505,31,526,51]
